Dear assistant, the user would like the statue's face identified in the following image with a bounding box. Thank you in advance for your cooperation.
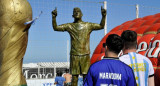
[73,8,82,19]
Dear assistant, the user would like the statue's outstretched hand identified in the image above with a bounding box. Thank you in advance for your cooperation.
[101,6,106,17]
[52,7,57,17]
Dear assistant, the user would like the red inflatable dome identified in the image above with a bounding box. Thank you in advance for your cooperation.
[91,13,160,86]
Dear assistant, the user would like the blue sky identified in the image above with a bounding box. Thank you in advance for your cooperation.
[23,0,160,63]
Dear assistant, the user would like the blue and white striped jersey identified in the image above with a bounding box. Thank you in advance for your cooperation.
[84,57,137,86]
[120,52,154,86]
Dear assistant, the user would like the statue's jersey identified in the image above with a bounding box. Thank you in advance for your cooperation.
[58,22,102,55]
[119,52,154,86]
[84,57,137,86]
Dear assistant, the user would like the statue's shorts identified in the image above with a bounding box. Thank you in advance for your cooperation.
[70,54,90,75]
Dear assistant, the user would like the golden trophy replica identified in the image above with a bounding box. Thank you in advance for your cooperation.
[0,0,32,86]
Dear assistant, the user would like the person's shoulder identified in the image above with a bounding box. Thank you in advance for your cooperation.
[136,53,146,57]
[58,76,65,80]
[89,60,103,68]
[137,53,151,62]
[121,61,131,68]
[68,73,72,76]
[90,59,118,69]
[118,61,133,71]
[55,77,58,79]
[55,76,61,79]
[119,54,129,60]
[63,74,66,77]
[119,54,129,58]
[68,74,72,77]
[64,73,71,76]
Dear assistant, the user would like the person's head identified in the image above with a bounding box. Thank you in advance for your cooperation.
[105,34,124,56]
[72,7,83,19]
[56,70,62,76]
[65,69,69,73]
[121,30,137,50]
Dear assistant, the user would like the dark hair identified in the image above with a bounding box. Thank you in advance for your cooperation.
[105,34,124,54]
[56,70,62,76]
[66,69,69,73]
[121,30,137,49]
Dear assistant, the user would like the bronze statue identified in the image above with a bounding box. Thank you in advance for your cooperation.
[0,0,32,86]
[52,7,106,85]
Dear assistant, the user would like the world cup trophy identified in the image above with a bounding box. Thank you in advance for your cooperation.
[0,0,32,86]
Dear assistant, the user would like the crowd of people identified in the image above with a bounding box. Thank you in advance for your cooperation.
[54,69,83,86]
[54,69,72,86]
[54,30,154,86]
[84,30,154,86]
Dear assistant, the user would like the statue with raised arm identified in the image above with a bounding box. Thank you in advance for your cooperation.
[0,0,32,86]
[52,7,106,86]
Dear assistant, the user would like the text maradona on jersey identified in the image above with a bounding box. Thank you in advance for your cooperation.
[99,72,121,80]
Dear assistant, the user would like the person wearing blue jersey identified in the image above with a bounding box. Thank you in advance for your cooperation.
[84,34,137,86]
[54,71,65,86]
[120,30,154,86]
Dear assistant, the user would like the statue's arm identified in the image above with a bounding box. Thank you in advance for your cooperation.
[52,8,66,31]
[100,6,106,28]
[92,6,106,30]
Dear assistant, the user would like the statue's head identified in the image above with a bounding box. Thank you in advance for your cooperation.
[72,7,83,19]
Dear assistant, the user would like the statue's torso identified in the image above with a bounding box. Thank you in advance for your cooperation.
[67,22,92,55]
